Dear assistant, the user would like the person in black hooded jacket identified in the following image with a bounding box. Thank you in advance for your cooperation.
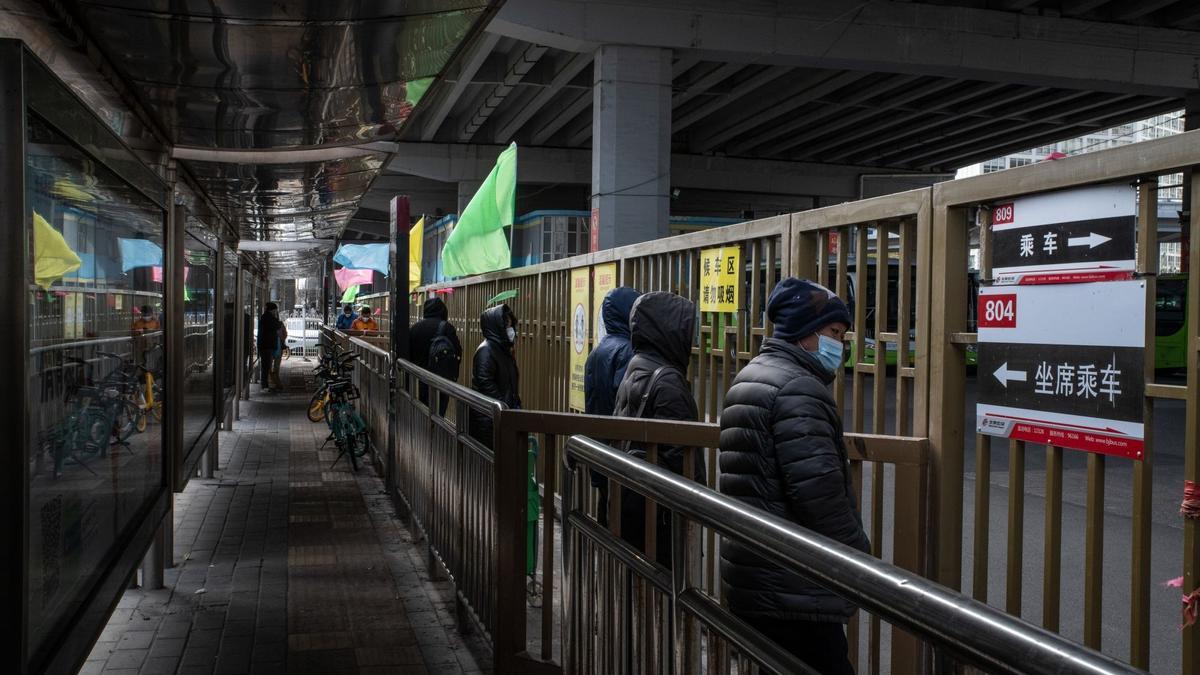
[408,296,462,414]
[718,277,869,675]
[584,286,640,524]
[613,291,702,565]
[469,303,520,447]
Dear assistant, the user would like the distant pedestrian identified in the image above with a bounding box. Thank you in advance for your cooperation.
[613,291,702,565]
[335,303,357,330]
[256,302,282,393]
[718,277,868,675]
[469,304,520,447]
[584,286,640,524]
[350,306,378,332]
[408,296,462,414]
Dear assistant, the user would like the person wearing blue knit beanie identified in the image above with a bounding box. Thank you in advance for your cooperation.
[717,277,868,675]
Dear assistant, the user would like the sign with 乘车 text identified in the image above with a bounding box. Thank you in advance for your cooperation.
[976,280,1145,459]
[991,183,1136,285]
[699,245,740,313]
[569,268,589,411]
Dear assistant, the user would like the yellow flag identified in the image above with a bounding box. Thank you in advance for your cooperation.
[33,211,82,289]
[408,216,424,292]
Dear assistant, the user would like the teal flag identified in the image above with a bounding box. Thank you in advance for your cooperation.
[441,142,516,278]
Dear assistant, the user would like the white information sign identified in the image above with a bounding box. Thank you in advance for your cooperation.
[976,280,1146,458]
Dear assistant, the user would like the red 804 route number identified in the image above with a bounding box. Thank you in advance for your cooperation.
[978,294,1017,328]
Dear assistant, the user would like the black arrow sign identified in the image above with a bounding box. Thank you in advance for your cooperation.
[992,215,1135,270]
[978,342,1143,425]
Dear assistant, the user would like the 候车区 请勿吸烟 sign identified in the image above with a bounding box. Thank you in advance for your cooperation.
[699,245,740,313]
[990,183,1136,286]
[976,280,1145,458]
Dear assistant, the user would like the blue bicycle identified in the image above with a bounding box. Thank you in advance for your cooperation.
[324,376,371,471]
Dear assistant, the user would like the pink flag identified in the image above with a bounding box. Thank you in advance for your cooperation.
[335,266,373,291]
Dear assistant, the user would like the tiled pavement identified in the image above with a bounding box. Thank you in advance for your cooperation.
[83,362,490,674]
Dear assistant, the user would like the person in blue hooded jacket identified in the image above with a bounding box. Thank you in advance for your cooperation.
[583,287,640,524]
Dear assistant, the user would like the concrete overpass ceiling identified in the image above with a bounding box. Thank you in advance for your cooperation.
[393,0,1187,182]
[54,0,497,277]
[401,33,1181,174]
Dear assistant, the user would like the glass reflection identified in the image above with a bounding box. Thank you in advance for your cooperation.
[26,112,165,657]
[182,235,216,453]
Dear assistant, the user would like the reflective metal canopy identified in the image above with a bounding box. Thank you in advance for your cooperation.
[68,0,491,276]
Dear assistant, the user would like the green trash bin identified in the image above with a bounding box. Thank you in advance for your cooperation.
[526,434,541,576]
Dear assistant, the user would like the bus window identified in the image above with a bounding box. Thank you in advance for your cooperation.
[1156,278,1186,336]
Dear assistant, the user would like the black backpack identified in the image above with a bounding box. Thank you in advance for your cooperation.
[428,321,460,379]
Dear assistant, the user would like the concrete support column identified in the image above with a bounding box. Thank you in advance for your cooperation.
[590,45,672,251]
[457,180,482,215]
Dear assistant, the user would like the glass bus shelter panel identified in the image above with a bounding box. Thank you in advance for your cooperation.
[24,109,167,662]
[182,233,216,456]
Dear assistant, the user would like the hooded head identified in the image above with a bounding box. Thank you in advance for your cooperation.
[601,287,640,338]
[629,292,695,371]
[767,277,852,342]
[423,296,448,320]
[480,303,517,347]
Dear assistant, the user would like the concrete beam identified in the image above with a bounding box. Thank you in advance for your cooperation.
[492,52,592,143]
[383,141,922,199]
[489,0,1200,96]
[729,74,932,157]
[457,42,547,142]
[419,32,500,142]
[688,71,871,153]
[530,89,591,145]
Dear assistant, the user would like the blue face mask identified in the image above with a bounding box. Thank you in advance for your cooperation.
[809,334,844,374]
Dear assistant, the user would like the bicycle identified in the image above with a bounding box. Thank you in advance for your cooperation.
[45,357,135,478]
[308,344,355,423]
[321,362,371,471]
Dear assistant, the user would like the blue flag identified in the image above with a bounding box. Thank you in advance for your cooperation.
[333,243,390,276]
[119,238,163,272]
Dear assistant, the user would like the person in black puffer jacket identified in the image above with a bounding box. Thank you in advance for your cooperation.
[408,296,462,414]
[719,277,869,675]
[470,303,520,447]
[614,291,703,565]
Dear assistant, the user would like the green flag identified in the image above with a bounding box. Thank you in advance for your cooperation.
[441,142,516,278]
[341,284,360,304]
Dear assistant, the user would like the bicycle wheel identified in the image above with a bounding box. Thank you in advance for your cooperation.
[345,430,360,471]
[307,390,327,423]
[114,400,139,442]
[352,431,370,458]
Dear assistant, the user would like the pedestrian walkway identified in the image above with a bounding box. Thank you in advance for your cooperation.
[82,361,491,674]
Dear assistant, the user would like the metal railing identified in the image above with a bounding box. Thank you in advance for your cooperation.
[563,435,1140,675]
[320,327,393,471]
[407,129,1200,673]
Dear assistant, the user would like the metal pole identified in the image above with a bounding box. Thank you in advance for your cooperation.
[234,257,244,420]
[140,520,165,589]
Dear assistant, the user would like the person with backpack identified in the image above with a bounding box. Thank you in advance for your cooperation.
[718,278,868,675]
[613,291,702,565]
[408,296,462,415]
[584,286,640,524]
[469,304,520,447]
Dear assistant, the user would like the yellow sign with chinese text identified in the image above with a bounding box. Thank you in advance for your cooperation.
[569,267,589,411]
[592,262,617,342]
[699,246,740,312]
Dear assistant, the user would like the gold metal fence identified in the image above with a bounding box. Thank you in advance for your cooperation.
[401,129,1200,671]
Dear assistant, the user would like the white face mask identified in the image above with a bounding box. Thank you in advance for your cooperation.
[506,326,516,342]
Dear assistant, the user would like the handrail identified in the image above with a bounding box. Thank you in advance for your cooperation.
[565,435,1140,675]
